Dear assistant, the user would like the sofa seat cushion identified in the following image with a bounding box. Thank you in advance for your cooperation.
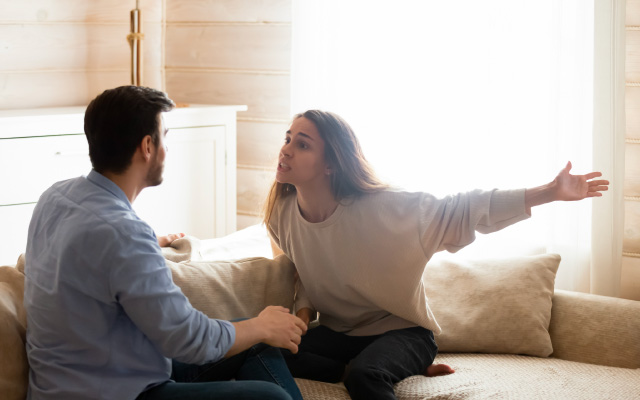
[296,353,640,400]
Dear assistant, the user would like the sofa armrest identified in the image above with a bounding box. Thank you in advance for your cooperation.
[549,289,640,369]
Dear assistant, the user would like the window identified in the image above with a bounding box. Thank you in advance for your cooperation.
[292,0,625,294]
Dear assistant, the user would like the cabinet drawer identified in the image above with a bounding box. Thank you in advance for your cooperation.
[0,135,91,205]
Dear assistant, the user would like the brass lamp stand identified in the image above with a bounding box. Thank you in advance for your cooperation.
[127,0,144,86]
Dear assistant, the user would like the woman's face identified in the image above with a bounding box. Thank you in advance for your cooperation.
[276,117,331,190]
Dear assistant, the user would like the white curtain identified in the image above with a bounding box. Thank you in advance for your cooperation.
[291,0,624,294]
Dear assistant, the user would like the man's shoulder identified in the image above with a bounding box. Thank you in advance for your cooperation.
[37,176,155,241]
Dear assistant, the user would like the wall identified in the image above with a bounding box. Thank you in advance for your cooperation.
[0,0,637,298]
[0,0,163,109]
[164,0,290,229]
[623,0,640,300]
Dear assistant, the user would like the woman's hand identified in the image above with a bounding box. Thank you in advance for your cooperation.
[157,232,185,247]
[525,162,609,212]
[296,308,315,330]
[553,161,609,201]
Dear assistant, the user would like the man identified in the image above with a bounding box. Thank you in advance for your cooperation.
[24,86,306,400]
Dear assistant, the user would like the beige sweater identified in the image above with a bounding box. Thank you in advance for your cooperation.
[267,189,529,336]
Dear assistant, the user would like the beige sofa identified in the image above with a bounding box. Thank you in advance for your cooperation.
[2,233,640,400]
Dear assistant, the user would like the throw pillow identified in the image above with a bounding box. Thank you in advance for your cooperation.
[424,253,560,357]
[167,255,296,320]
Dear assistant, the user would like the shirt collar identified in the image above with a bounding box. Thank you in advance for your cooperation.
[86,169,132,209]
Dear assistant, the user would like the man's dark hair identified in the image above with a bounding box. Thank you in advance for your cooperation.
[84,85,175,174]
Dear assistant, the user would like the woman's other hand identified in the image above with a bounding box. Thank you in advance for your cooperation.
[157,232,185,247]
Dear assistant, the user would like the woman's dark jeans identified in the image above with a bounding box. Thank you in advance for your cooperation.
[137,343,302,400]
[282,325,438,400]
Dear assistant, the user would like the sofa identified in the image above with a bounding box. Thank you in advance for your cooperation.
[2,225,639,399]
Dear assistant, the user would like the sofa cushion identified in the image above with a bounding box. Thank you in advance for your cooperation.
[396,353,640,400]
[296,353,640,400]
[0,259,28,400]
[167,255,296,320]
[424,253,560,357]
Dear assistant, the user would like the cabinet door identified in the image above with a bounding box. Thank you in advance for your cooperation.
[133,126,227,240]
[0,203,36,266]
[0,135,91,205]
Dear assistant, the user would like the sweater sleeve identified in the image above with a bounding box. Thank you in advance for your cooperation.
[293,277,315,313]
[418,188,529,256]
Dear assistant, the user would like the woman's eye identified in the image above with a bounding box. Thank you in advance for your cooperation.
[284,137,290,144]
[298,142,308,149]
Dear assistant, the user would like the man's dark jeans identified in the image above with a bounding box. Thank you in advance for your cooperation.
[137,344,302,400]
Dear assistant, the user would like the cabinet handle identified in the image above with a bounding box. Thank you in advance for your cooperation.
[54,151,87,157]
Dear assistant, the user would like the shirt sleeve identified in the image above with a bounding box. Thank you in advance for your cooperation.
[106,224,235,365]
[418,188,530,256]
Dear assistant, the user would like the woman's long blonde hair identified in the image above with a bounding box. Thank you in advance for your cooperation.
[262,110,388,225]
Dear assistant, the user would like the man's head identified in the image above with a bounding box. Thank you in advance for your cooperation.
[84,86,175,176]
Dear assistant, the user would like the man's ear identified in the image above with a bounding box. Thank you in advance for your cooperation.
[140,135,153,161]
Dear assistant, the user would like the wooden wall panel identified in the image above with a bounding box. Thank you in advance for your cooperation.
[166,71,289,119]
[166,25,291,71]
[0,69,163,110]
[0,23,162,72]
[0,0,162,23]
[0,1,164,110]
[236,167,275,216]
[164,1,292,226]
[0,70,140,110]
[166,0,291,22]
[237,120,287,167]
[237,214,262,230]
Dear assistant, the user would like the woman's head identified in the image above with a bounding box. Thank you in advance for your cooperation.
[264,110,387,224]
[293,110,386,199]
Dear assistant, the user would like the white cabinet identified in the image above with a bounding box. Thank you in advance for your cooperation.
[0,104,245,266]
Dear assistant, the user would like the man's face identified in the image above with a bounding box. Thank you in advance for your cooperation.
[145,114,167,187]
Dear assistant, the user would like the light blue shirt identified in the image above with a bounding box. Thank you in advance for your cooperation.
[24,170,235,400]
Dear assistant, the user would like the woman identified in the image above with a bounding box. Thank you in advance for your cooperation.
[263,110,608,400]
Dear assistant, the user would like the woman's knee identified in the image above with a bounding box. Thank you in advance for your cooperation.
[344,364,391,388]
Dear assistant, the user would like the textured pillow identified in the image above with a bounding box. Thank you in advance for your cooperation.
[0,262,28,400]
[424,253,560,357]
[167,255,296,320]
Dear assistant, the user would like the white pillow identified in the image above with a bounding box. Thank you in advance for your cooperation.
[424,253,560,357]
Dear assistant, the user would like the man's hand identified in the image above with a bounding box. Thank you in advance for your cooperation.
[255,306,307,353]
[227,306,307,357]
[157,233,185,247]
